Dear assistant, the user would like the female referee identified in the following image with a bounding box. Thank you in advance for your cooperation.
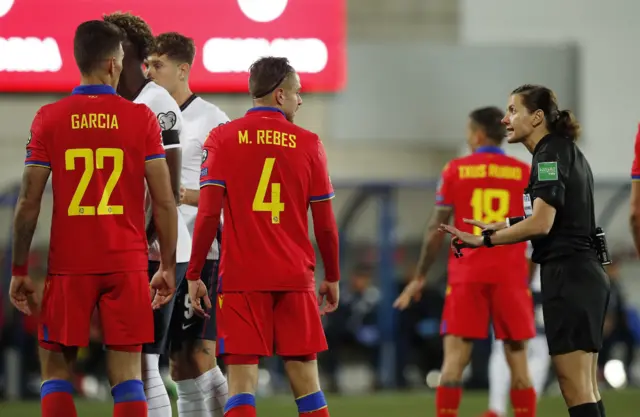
[440,84,611,417]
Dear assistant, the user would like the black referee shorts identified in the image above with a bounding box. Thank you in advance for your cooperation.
[540,255,610,356]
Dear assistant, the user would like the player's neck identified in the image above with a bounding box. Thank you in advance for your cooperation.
[80,75,111,87]
[173,85,194,108]
[119,69,148,101]
[523,130,549,153]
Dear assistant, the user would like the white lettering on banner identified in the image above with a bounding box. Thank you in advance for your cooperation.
[202,38,328,74]
[0,37,62,72]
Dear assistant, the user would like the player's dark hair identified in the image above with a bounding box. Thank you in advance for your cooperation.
[469,106,506,144]
[511,84,581,141]
[249,56,296,99]
[73,20,125,75]
[153,32,196,65]
[103,12,155,62]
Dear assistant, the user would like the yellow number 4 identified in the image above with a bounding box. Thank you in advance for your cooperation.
[253,157,285,224]
[65,148,124,216]
[470,188,510,235]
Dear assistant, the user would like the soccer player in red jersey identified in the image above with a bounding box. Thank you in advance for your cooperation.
[186,57,340,417]
[8,20,178,417]
[395,107,537,417]
[630,124,640,253]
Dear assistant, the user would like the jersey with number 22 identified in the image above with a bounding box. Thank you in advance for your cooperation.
[25,91,164,275]
[436,148,530,285]
[200,107,334,292]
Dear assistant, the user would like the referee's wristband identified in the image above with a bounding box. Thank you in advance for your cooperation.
[483,234,494,248]
[507,216,525,227]
[12,264,28,276]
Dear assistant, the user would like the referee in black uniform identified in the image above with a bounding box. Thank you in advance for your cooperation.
[441,84,611,417]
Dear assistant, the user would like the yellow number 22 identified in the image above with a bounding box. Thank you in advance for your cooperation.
[252,157,285,224]
[65,148,124,216]
[470,188,510,235]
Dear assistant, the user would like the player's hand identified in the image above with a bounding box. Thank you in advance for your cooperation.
[150,266,176,309]
[463,218,503,233]
[9,275,39,316]
[317,280,339,315]
[439,224,483,249]
[179,185,186,206]
[188,279,212,318]
[393,277,425,310]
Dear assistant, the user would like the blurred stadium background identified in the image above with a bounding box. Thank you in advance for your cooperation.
[2,0,640,415]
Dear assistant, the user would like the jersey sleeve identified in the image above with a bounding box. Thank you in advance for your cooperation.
[435,161,455,206]
[145,90,183,150]
[200,128,225,189]
[530,145,568,210]
[141,106,166,162]
[632,124,640,180]
[201,107,231,147]
[309,138,335,202]
[25,109,51,169]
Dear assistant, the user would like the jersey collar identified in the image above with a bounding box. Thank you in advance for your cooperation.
[246,106,286,119]
[72,85,117,95]
[474,146,505,155]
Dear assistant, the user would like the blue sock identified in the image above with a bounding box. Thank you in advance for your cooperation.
[296,391,327,413]
[41,379,74,399]
[224,393,256,414]
[111,379,146,403]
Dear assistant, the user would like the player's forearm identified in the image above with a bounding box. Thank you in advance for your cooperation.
[629,210,640,255]
[153,203,178,267]
[186,186,224,280]
[165,149,182,203]
[491,217,547,246]
[311,200,340,282]
[12,202,40,267]
[183,189,199,207]
[416,207,451,279]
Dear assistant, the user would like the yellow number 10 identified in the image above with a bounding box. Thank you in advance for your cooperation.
[470,188,510,235]
[252,157,285,224]
[65,148,124,216]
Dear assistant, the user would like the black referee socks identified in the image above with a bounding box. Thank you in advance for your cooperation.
[568,402,600,417]
[597,400,606,417]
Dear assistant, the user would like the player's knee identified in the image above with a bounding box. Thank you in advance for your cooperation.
[190,340,217,372]
[503,340,532,389]
[169,349,199,381]
[106,347,142,386]
[283,356,321,398]
[38,344,74,381]
[224,355,259,395]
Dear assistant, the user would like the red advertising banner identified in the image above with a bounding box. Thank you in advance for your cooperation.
[0,0,346,93]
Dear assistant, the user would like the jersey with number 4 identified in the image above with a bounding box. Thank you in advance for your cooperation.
[436,147,530,285]
[200,107,334,292]
[25,85,165,275]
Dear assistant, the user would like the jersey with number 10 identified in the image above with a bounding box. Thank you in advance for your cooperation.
[436,147,530,284]
[200,107,334,292]
[25,85,165,275]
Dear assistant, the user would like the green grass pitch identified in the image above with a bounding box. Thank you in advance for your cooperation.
[2,389,637,416]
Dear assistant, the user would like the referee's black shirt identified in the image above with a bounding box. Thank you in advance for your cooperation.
[526,133,598,263]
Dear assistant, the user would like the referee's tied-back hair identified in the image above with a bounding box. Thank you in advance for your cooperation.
[469,106,506,144]
[74,20,125,75]
[249,57,296,99]
[512,84,581,141]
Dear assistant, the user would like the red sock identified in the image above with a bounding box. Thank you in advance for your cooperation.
[114,401,147,417]
[301,407,330,417]
[510,387,536,417]
[436,386,462,417]
[225,405,257,417]
[41,391,77,417]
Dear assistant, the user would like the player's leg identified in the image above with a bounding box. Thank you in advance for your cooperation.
[38,273,99,417]
[169,260,228,417]
[275,291,330,417]
[438,283,490,417]
[100,271,155,417]
[492,284,536,417]
[144,261,187,416]
[487,339,510,417]
[218,291,274,417]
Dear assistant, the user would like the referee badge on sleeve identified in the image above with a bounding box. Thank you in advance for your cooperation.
[537,162,558,181]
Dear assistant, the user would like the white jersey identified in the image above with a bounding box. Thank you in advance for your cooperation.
[135,81,192,263]
[179,95,229,260]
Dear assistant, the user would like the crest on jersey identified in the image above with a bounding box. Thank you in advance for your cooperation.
[202,149,208,164]
[157,111,177,131]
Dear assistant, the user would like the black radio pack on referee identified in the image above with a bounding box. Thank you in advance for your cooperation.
[594,226,612,265]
